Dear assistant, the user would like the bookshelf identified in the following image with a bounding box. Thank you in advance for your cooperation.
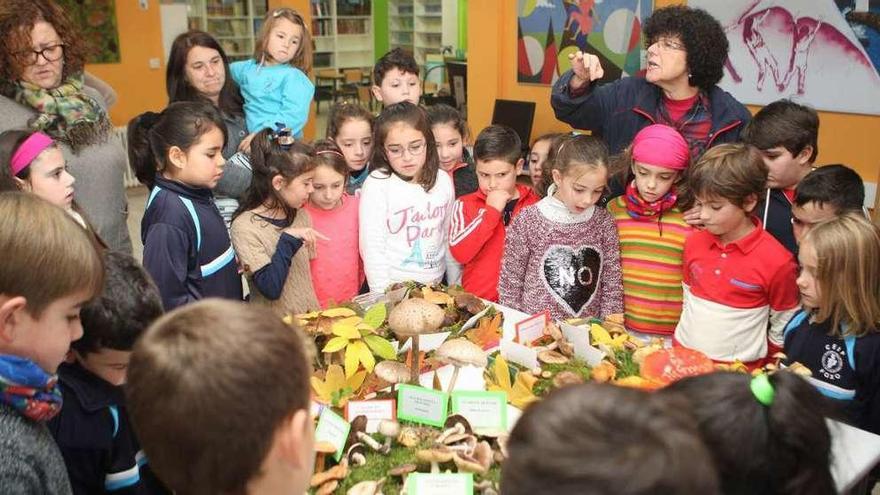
[187,0,269,61]
[387,0,458,67]
[311,0,374,70]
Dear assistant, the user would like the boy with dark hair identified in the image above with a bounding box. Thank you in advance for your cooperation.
[742,99,820,255]
[0,192,104,495]
[675,144,799,366]
[792,164,866,243]
[126,300,314,495]
[502,382,720,495]
[449,125,539,301]
[371,47,421,106]
[48,251,168,494]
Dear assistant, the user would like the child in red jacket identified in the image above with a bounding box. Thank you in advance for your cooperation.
[449,125,539,301]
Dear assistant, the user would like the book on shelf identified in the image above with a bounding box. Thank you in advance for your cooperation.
[311,0,331,17]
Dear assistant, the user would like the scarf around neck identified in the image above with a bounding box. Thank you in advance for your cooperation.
[624,180,678,220]
[0,355,63,422]
[537,184,595,224]
[12,72,111,152]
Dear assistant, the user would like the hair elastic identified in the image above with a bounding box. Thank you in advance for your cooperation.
[750,373,775,406]
[10,132,54,176]
[316,149,344,158]
[270,124,295,150]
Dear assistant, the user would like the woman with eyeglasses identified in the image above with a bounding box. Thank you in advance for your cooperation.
[551,5,751,211]
[0,0,132,252]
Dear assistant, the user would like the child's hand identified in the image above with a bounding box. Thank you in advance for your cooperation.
[486,189,514,213]
[568,51,604,90]
[285,227,329,248]
[238,132,257,153]
[682,205,705,228]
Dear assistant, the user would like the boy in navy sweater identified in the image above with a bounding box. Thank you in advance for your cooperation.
[742,99,819,256]
[48,252,168,495]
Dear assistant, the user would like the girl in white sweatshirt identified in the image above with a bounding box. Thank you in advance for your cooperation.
[359,102,457,292]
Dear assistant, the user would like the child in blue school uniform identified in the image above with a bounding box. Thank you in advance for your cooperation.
[48,252,169,495]
[783,213,880,434]
[128,101,242,310]
[230,8,313,137]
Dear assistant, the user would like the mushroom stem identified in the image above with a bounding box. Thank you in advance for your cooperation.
[410,336,421,383]
[315,453,327,473]
[447,365,462,393]
[430,461,440,474]
[357,431,383,452]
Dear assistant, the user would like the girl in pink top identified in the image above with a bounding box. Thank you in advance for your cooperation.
[303,140,364,307]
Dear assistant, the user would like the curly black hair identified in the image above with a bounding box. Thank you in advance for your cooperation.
[644,5,729,91]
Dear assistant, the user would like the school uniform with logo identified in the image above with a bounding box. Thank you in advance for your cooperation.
[141,176,243,310]
[498,185,624,320]
[47,363,169,495]
[783,310,880,434]
[674,217,799,364]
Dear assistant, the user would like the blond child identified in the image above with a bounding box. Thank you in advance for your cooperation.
[126,300,314,495]
[230,8,313,137]
[0,192,103,495]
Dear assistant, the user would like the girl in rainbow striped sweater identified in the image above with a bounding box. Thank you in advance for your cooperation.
[608,125,693,336]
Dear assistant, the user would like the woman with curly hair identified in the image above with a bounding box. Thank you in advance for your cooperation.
[0,0,131,252]
[551,5,751,205]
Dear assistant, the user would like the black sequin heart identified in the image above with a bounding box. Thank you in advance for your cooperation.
[542,245,602,316]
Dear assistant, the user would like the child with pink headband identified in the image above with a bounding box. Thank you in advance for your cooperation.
[0,130,91,231]
[607,124,693,337]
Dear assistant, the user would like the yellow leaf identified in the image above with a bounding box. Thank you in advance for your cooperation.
[350,340,375,373]
[332,321,362,339]
[485,356,537,409]
[310,365,347,403]
[321,307,357,318]
[322,336,349,353]
[590,323,627,350]
[344,345,361,378]
[296,311,321,320]
[492,356,512,391]
[347,370,367,392]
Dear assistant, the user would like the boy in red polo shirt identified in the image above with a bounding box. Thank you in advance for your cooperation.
[449,125,539,301]
[674,143,799,366]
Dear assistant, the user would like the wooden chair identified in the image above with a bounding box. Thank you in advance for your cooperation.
[336,68,365,104]
[314,68,340,113]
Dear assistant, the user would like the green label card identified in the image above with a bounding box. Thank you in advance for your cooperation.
[407,473,474,495]
[397,384,449,428]
[314,407,350,462]
[451,390,508,432]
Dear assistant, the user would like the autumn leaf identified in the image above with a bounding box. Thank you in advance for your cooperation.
[349,340,375,373]
[332,319,362,339]
[322,336,349,353]
[590,323,628,351]
[466,313,503,350]
[363,335,397,360]
[321,307,357,318]
[310,365,367,406]
[485,355,537,409]
[362,303,387,329]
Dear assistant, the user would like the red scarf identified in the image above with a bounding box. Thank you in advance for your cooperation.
[624,180,677,220]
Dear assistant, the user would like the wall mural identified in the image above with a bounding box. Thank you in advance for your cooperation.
[517,0,653,85]
[690,0,880,115]
[57,0,121,64]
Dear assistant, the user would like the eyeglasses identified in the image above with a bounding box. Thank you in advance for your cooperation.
[650,37,686,52]
[15,43,64,65]
[385,140,426,159]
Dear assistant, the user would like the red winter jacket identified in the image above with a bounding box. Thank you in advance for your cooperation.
[449,184,539,301]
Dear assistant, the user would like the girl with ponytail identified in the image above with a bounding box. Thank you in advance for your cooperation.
[664,371,836,495]
[230,127,322,315]
[128,100,242,310]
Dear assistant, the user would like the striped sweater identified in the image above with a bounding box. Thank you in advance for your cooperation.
[608,196,692,335]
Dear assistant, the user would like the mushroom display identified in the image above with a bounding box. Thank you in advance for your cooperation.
[314,441,339,473]
[376,419,401,451]
[346,443,367,467]
[435,338,488,392]
[416,446,456,473]
[346,478,385,495]
[373,360,412,395]
[388,298,446,382]
[387,463,417,489]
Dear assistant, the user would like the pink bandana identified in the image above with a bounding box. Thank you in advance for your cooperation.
[631,125,689,171]
[10,132,54,176]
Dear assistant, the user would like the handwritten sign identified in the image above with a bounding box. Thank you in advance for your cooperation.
[314,408,350,462]
[451,391,508,432]
[407,473,474,495]
[397,384,449,427]
[500,339,538,370]
[559,322,606,366]
[515,311,548,344]
[345,399,396,433]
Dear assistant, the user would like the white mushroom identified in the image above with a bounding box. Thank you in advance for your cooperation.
[435,338,488,392]
[389,298,446,382]
[374,360,412,395]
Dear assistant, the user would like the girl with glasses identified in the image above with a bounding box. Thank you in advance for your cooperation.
[359,102,458,292]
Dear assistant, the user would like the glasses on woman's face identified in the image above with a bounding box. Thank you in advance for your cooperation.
[385,140,427,159]
[649,37,685,52]
[15,43,64,65]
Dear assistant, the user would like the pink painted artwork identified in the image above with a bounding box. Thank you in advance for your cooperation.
[691,0,880,115]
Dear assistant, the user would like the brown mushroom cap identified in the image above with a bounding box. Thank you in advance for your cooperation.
[538,350,570,365]
[443,414,473,434]
[388,298,446,337]
[311,462,349,487]
[387,463,417,477]
[436,338,488,368]
[315,480,338,495]
[416,447,455,464]
[374,360,412,385]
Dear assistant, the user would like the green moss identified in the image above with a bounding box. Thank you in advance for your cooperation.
[613,349,640,379]
[533,359,592,396]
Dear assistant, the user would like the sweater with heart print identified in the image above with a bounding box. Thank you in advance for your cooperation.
[498,190,624,320]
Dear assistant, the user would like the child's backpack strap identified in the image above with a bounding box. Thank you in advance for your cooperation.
[783,309,809,340]
[842,321,857,371]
